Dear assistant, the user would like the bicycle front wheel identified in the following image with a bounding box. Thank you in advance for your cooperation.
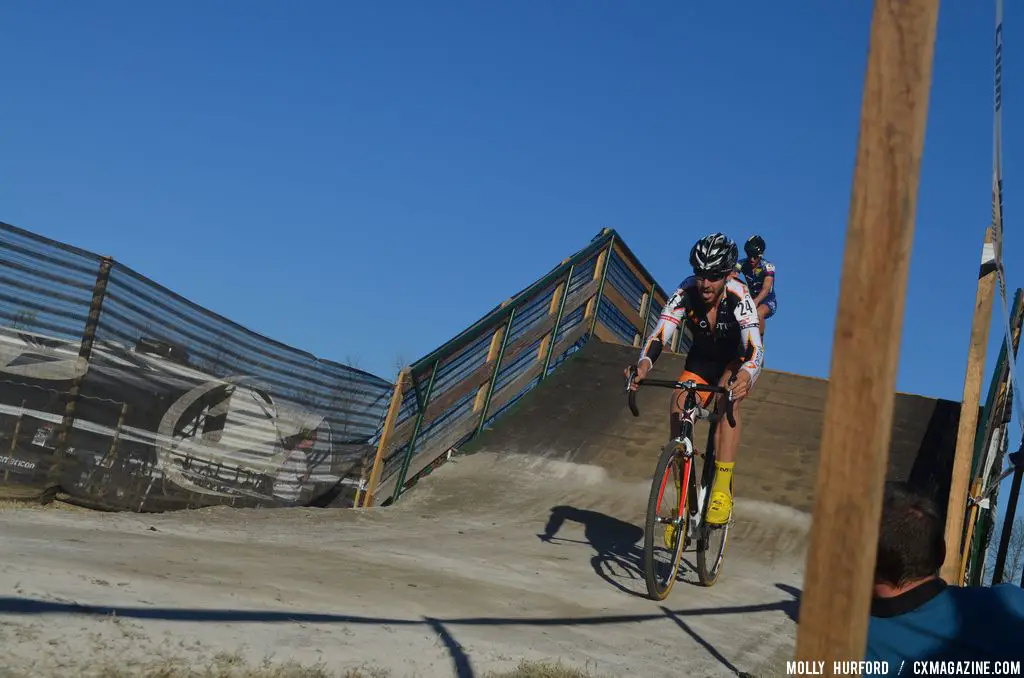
[643,439,692,600]
[694,461,732,587]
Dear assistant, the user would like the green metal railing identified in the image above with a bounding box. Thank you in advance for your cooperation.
[475,307,517,438]
[540,263,575,380]
[407,229,665,374]
[390,360,440,503]
[966,288,1024,585]
[372,228,669,506]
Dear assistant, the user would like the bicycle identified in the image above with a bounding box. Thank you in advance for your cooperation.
[625,366,736,600]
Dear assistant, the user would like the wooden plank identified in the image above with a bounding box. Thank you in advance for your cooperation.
[611,242,655,296]
[362,368,411,507]
[941,226,996,583]
[486,361,545,418]
[584,248,609,320]
[547,322,591,368]
[473,322,508,412]
[592,322,621,345]
[535,277,570,362]
[602,283,644,327]
[793,0,938,669]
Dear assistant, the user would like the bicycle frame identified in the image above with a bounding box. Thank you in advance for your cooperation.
[626,367,734,536]
[627,365,737,594]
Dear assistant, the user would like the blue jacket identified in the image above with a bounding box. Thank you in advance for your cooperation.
[866,578,1024,671]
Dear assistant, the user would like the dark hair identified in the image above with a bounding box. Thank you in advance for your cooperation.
[875,481,946,586]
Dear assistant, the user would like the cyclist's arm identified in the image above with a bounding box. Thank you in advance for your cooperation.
[729,280,764,384]
[638,286,688,370]
[754,262,775,304]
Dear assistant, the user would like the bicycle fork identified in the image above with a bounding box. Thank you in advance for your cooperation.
[674,435,712,549]
[658,436,697,549]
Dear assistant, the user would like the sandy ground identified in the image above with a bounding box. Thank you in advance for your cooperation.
[0,452,808,677]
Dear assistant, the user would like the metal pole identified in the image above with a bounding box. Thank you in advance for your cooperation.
[588,238,616,337]
[540,266,574,381]
[992,464,1022,583]
[476,307,517,437]
[391,360,439,504]
[46,255,114,498]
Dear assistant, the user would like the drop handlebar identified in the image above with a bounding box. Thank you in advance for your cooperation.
[625,365,737,428]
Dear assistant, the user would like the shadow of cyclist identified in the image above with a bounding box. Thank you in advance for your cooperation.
[537,505,648,597]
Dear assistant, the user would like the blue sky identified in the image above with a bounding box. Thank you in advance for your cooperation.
[2,4,1023,486]
[0,1,1016,398]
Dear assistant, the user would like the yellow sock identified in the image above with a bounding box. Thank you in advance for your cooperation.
[713,461,735,496]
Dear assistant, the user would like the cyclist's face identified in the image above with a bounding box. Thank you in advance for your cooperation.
[694,271,726,303]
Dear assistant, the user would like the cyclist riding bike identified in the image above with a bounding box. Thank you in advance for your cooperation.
[733,235,776,338]
[625,233,764,526]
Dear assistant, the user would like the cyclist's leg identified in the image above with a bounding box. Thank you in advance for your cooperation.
[707,358,744,525]
[757,298,775,338]
[670,361,715,440]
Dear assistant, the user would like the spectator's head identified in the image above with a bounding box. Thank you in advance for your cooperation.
[875,481,946,592]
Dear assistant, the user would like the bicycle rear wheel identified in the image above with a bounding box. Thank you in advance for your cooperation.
[694,449,731,586]
[643,438,693,600]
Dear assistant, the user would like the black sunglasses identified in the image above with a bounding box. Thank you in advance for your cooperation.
[693,269,727,282]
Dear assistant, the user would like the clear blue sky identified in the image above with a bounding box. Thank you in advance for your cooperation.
[0,2,1020,402]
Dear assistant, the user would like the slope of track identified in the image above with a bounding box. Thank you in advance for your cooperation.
[0,339,961,677]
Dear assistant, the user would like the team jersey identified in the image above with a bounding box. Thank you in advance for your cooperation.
[639,276,764,385]
[735,257,776,303]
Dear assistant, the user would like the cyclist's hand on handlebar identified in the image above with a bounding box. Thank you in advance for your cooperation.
[624,361,649,391]
[728,369,752,401]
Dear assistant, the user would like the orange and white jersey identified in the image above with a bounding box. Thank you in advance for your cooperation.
[639,276,764,385]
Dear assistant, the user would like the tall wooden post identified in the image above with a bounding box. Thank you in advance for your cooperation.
[362,368,409,507]
[941,226,997,583]
[794,0,938,669]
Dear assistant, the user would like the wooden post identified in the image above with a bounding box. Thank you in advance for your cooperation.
[940,226,997,583]
[794,0,938,669]
[361,368,409,507]
[957,478,984,584]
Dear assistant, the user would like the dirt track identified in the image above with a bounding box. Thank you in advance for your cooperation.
[0,451,807,677]
[0,340,961,677]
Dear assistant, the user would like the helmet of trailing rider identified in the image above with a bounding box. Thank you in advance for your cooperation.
[689,233,739,277]
[744,234,766,258]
